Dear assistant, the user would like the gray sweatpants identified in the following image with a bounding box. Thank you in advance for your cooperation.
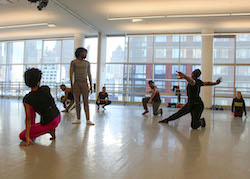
[73,81,89,120]
[142,97,161,116]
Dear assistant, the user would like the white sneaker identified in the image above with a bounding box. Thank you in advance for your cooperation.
[87,120,95,125]
[72,119,81,124]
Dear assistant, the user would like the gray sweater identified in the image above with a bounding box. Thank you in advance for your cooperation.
[70,59,92,85]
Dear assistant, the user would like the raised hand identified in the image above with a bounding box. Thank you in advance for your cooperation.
[216,77,222,84]
[176,71,186,79]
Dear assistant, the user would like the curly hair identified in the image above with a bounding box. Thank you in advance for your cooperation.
[75,47,87,58]
[24,68,42,88]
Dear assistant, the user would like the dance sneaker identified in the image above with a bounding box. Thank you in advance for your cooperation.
[142,110,149,115]
[159,119,168,123]
[201,118,206,128]
[87,120,95,125]
[72,119,81,124]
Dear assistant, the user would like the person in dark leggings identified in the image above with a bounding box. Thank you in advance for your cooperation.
[96,87,111,110]
[159,69,222,129]
[19,68,61,146]
[232,91,247,117]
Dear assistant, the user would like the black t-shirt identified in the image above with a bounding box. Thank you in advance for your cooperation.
[187,79,204,102]
[68,91,74,100]
[98,92,108,100]
[23,86,60,125]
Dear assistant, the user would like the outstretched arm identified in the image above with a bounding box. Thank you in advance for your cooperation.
[203,78,222,86]
[176,71,196,86]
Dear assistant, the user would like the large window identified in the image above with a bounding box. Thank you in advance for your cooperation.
[213,35,250,106]
[0,38,79,98]
[105,35,202,103]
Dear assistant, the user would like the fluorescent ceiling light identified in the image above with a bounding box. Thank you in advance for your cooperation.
[0,23,56,29]
[231,13,250,16]
[108,12,250,21]
[108,16,165,21]
[132,19,143,23]
[167,13,230,18]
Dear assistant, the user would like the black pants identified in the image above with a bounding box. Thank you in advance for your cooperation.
[96,100,112,106]
[234,109,243,117]
[164,101,204,129]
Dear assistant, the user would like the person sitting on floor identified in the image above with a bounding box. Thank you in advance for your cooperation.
[60,84,75,113]
[19,68,61,146]
[232,91,247,117]
[96,87,111,110]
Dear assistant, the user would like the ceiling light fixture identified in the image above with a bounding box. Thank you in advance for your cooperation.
[0,23,56,29]
[132,19,143,23]
[108,12,250,21]
[108,15,165,21]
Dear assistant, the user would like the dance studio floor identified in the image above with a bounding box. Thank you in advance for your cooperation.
[0,99,249,179]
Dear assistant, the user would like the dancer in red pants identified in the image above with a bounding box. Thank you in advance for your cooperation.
[19,68,61,146]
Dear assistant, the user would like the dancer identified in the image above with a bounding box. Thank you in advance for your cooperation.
[19,68,61,146]
[159,69,221,129]
[70,47,94,125]
[232,91,247,117]
[96,87,112,110]
[142,80,163,116]
[60,84,75,113]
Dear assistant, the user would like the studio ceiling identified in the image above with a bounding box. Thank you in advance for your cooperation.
[1,0,250,40]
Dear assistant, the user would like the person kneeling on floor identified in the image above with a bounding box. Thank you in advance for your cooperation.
[232,91,247,118]
[60,84,75,113]
[19,68,61,146]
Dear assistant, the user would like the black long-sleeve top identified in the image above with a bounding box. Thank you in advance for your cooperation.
[232,98,247,115]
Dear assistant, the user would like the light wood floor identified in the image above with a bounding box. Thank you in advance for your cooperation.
[0,99,249,179]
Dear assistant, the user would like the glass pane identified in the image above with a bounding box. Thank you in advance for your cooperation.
[235,66,250,88]
[0,65,6,81]
[0,42,7,64]
[129,36,153,63]
[24,65,42,72]
[84,38,98,63]
[214,97,233,106]
[105,64,127,101]
[61,64,70,84]
[180,36,202,63]
[154,35,179,63]
[213,38,235,64]
[89,64,97,100]
[6,65,24,82]
[213,65,234,87]
[106,36,126,63]
[41,64,60,83]
[24,40,42,64]
[62,39,74,63]
[236,35,250,64]
[43,40,61,63]
[7,42,24,64]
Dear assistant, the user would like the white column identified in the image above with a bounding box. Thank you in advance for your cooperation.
[74,33,85,51]
[201,29,214,108]
[96,32,107,99]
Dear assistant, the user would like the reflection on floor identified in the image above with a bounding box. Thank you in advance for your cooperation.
[0,99,249,179]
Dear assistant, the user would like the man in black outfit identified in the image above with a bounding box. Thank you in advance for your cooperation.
[159,69,222,129]
[96,87,111,110]
[60,84,75,113]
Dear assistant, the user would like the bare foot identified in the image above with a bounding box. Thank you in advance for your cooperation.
[20,141,27,146]
[48,129,56,140]
[102,106,106,110]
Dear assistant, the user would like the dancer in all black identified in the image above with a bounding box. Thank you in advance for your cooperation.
[159,69,222,129]
[96,87,112,110]
[232,91,247,117]
[60,84,75,113]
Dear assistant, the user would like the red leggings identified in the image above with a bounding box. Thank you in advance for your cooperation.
[19,107,61,141]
